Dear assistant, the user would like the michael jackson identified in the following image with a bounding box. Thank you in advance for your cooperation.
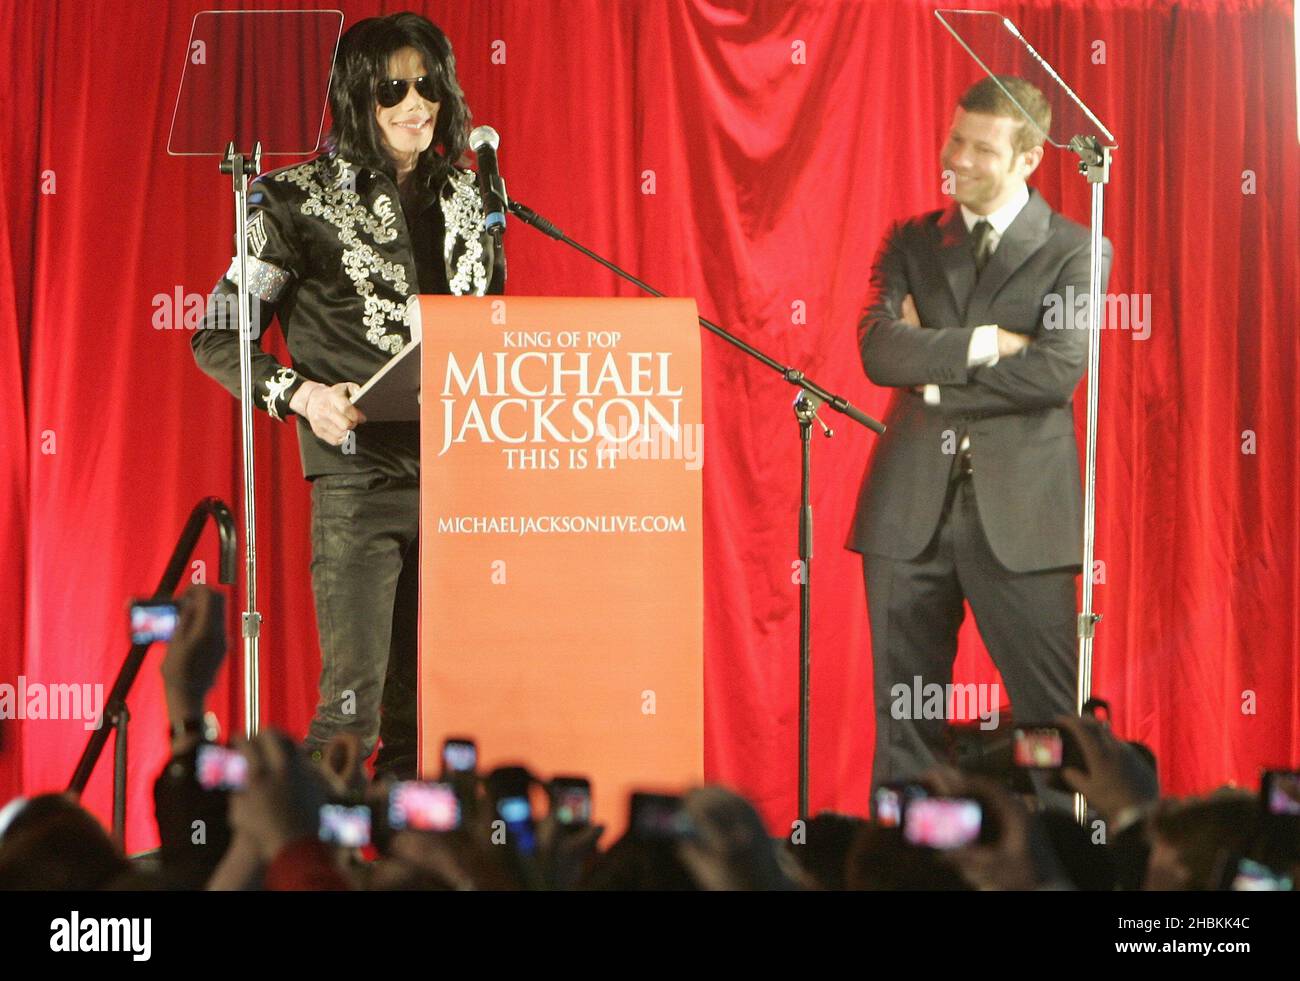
[191,12,504,779]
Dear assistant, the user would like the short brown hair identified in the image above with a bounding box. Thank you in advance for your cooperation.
[959,75,1052,155]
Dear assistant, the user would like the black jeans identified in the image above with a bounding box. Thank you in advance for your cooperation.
[302,471,419,780]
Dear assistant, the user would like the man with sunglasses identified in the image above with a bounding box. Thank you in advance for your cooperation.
[192,13,503,781]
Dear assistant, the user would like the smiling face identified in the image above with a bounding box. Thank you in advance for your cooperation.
[374,46,440,177]
[940,107,1043,215]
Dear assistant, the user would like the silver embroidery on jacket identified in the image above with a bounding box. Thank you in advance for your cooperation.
[265,158,490,354]
[443,169,488,296]
[264,366,298,421]
[272,161,410,356]
[373,193,397,229]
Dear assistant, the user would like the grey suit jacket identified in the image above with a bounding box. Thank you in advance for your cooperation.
[847,188,1114,573]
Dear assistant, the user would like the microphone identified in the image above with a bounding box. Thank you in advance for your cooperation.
[469,125,508,236]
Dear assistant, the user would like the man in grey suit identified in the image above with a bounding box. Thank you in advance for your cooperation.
[847,76,1113,797]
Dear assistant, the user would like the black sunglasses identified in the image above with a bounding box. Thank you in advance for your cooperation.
[376,75,440,109]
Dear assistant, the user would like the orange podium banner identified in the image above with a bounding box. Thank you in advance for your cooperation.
[417,296,703,831]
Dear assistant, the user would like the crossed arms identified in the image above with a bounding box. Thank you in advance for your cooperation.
[858,219,1114,419]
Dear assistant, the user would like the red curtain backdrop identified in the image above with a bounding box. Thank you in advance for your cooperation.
[2,0,1298,852]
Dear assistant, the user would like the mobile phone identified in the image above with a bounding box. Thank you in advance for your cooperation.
[902,796,983,849]
[388,781,461,832]
[1012,727,1065,768]
[629,792,694,840]
[1261,770,1300,816]
[441,738,477,777]
[873,782,928,828]
[1012,724,1085,790]
[129,600,179,645]
[486,766,537,856]
[496,795,536,855]
[195,744,247,791]
[318,803,371,847]
[549,776,592,826]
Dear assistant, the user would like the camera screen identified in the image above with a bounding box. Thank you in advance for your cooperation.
[552,786,591,825]
[442,740,477,774]
[389,782,460,832]
[1013,728,1064,768]
[875,788,903,827]
[497,795,530,824]
[874,784,927,828]
[903,798,982,849]
[130,603,179,646]
[195,745,246,791]
[496,795,536,855]
[1266,773,1300,815]
[319,804,371,848]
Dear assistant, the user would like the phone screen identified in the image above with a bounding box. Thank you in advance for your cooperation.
[388,782,460,832]
[130,602,179,645]
[496,795,536,855]
[442,739,477,775]
[1263,771,1300,816]
[1013,728,1064,768]
[902,797,982,849]
[874,783,928,827]
[551,784,592,825]
[876,790,903,827]
[319,804,372,847]
[195,745,247,791]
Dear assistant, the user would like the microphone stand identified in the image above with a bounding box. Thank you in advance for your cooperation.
[219,141,265,738]
[1069,134,1112,825]
[509,199,884,823]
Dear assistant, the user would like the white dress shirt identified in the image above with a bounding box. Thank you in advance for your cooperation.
[922,184,1031,414]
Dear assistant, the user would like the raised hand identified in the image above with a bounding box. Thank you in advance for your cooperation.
[160,585,228,739]
[1055,713,1159,826]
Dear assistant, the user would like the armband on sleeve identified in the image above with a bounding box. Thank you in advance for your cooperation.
[223,251,291,303]
[223,190,299,301]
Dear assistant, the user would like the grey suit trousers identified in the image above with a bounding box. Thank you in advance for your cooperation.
[864,470,1078,797]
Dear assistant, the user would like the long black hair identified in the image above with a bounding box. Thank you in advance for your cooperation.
[325,13,471,191]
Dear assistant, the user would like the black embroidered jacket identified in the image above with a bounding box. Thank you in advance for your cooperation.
[191,152,503,479]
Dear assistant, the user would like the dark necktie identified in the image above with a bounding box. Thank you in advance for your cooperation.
[971,219,993,277]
